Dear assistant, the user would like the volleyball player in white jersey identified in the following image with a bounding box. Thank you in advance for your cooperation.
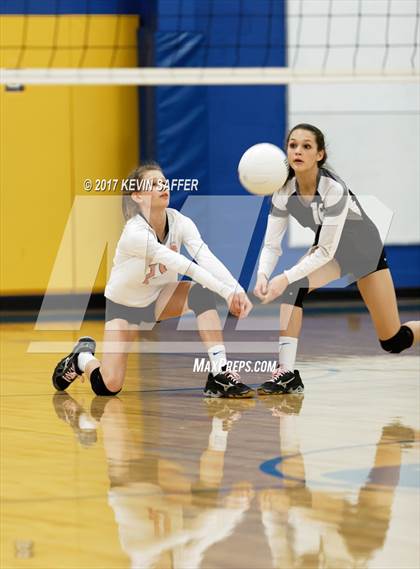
[255,124,419,395]
[52,163,254,398]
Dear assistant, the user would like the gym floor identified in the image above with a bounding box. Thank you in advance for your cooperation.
[1,308,419,569]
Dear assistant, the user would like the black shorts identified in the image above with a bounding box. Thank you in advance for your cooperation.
[330,220,389,281]
[105,298,158,325]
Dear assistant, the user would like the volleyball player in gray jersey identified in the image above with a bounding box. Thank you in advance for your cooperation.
[52,163,254,398]
[255,124,419,394]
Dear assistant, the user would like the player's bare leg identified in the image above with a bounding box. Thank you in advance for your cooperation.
[156,281,224,346]
[357,269,419,352]
[86,321,139,393]
[259,260,341,395]
[156,281,254,398]
[53,281,254,397]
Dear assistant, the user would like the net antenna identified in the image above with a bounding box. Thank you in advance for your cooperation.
[1,0,419,85]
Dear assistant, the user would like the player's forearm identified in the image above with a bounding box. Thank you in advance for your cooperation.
[284,245,332,283]
[186,263,235,300]
[258,246,281,279]
[194,245,244,293]
[151,247,234,300]
[258,214,287,278]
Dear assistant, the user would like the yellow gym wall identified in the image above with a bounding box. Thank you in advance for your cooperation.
[0,15,140,296]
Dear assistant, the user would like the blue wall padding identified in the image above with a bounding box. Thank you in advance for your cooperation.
[385,245,420,287]
[1,1,140,14]
[138,0,158,29]
[150,31,208,213]
[138,26,157,167]
[208,87,287,197]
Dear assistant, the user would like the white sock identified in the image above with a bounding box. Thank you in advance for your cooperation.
[208,417,228,451]
[208,344,227,375]
[278,336,298,371]
[77,352,97,372]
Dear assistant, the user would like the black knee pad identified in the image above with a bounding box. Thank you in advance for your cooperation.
[188,284,217,316]
[380,325,414,354]
[279,277,309,308]
[90,368,121,396]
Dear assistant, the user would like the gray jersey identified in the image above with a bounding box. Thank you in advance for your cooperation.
[258,169,364,283]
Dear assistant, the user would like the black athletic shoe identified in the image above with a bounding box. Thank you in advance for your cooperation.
[52,336,96,391]
[203,369,255,399]
[257,366,304,395]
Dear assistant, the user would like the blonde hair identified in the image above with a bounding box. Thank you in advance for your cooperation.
[122,162,163,221]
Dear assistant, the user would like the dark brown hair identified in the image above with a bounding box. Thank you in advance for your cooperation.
[122,162,163,221]
[285,123,328,180]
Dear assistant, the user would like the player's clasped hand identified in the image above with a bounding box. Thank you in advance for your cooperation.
[228,292,253,318]
[254,273,268,300]
[257,273,289,304]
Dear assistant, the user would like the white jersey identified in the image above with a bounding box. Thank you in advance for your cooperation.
[105,208,242,307]
[258,168,365,284]
[108,482,248,569]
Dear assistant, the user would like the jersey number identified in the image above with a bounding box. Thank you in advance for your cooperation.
[142,243,178,285]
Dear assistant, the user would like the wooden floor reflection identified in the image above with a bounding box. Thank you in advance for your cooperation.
[1,315,419,569]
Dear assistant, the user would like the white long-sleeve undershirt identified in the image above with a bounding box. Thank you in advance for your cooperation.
[258,183,350,284]
[257,214,288,279]
[105,210,242,307]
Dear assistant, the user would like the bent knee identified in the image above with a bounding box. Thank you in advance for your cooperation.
[379,325,414,354]
[105,378,124,393]
[188,284,217,316]
[101,371,124,392]
[91,368,122,395]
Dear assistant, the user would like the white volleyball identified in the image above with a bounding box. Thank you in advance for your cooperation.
[238,143,289,195]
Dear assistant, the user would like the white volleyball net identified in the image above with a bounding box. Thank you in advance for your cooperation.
[1,0,419,85]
